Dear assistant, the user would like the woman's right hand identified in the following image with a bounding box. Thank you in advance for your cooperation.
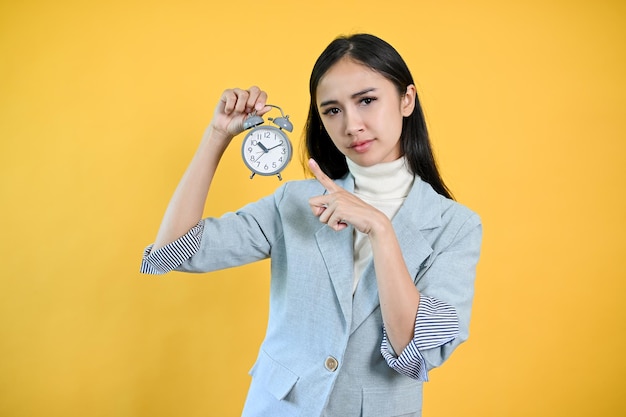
[151,86,270,250]
[209,86,271,142]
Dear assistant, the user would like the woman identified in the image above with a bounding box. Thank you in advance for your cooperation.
[142,33,482,417]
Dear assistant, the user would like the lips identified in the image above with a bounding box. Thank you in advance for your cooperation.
[349,139,374,153]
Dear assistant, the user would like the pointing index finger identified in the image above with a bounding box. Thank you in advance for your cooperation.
[308,158,341,193]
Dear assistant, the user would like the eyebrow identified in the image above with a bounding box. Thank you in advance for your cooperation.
[319,88,377,107]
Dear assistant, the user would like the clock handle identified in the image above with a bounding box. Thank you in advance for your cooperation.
[244,105,293,132]
[270,116,293,132]
[266,105,294,132]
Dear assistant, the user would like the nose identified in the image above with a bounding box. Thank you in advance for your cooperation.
[344,109,365,136]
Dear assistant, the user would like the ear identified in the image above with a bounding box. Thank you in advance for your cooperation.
[401,84,417,117]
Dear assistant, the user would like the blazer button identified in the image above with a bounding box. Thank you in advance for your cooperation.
[325,356,339,372]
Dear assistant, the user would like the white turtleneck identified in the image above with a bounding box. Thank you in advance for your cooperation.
[346,157,415,293]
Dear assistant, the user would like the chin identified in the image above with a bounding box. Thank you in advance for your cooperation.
[349,153,401,167]
[347,156,376,167]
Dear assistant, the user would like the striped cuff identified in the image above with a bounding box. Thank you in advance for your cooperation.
[381,295,459,381]
[140,221,204,274]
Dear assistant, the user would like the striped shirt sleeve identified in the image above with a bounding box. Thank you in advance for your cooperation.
[380,295,459,381]
[140,221,204,275]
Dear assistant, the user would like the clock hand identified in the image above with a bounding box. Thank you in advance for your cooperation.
[253,151,266,163]
[267,141,284,151]
[257,142,269,153]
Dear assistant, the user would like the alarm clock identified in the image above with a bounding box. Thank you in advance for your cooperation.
[241,104,293,180]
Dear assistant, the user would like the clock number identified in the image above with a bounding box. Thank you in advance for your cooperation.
[250,155,256,162]
[264,131,270,138]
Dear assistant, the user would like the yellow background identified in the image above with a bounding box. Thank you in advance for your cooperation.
[1,0,624,416]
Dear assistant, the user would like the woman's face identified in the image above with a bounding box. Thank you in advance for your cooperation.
[316,57,416,167]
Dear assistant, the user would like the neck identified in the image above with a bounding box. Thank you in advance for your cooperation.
[346,157,414,200]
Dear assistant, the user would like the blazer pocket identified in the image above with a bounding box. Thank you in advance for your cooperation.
[362,384,422,417]
[249,349,300,401]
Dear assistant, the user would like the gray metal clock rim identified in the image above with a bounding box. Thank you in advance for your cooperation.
[241,125,293,176]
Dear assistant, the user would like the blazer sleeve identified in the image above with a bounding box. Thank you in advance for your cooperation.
[140,184,288,274]
[381,211,482,379]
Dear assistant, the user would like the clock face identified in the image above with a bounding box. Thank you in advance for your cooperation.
[242,126,292,176]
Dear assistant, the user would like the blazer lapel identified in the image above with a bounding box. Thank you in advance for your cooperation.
[314,175,355,327]
[350,179,443,334]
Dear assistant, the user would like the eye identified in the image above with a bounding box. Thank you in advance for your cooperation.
[321,107,341,116]
[359,97,376,106]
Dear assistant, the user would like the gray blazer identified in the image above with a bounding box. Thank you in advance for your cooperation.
[178,175,482,417]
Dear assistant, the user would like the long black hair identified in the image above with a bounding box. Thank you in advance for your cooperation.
[303,33,453,200]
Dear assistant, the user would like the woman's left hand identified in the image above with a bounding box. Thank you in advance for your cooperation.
[308,158,387,235]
